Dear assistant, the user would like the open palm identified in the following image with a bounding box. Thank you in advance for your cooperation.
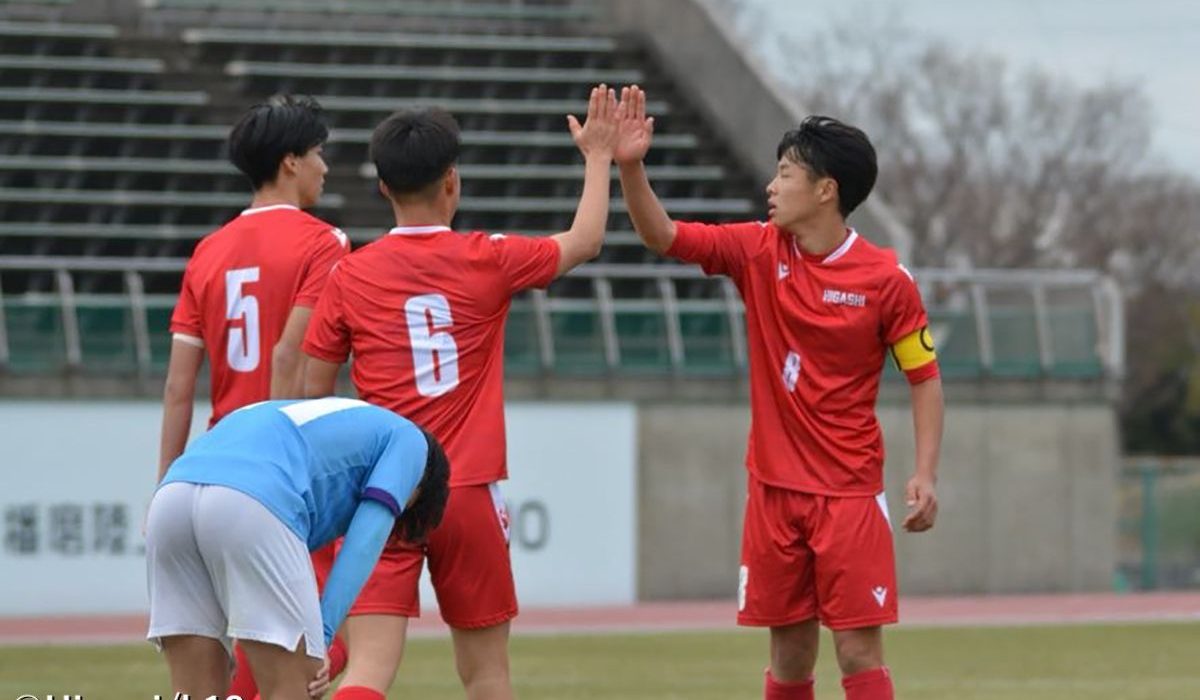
[615,85,655,165]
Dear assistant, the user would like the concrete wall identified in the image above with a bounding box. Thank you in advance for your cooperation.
[637,401,1120,598]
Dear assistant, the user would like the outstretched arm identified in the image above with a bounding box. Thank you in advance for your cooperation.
[550,84,621,277]
[615,86,674,254]
[317,499,395,645]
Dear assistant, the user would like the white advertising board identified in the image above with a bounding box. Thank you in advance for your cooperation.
[0,401,636,616]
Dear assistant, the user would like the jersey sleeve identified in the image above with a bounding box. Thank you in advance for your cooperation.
[301,265,351,363]
[881,264,940,384]
[666,221,764,279]
[294,226,350,308]
[318,499,393,645]
[360,421,429,517]
[490,233,561,293]
[169,260,204,339]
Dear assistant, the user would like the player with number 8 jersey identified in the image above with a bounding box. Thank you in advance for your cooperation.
[302,88,622,700]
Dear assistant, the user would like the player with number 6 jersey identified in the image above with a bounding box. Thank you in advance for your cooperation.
[302,87,622,700]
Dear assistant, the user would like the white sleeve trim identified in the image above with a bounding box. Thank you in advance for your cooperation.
[172,333,204,348]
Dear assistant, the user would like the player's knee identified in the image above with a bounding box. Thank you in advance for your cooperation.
[455,648,510,685]
[832,627,884,676]
[769,622,819,680]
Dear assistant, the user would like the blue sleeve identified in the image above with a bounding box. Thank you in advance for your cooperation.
[317,499,394,645]
[361,422,428,516]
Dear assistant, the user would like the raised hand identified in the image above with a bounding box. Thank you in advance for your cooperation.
[567,84,620,160]
[615,85,655,166]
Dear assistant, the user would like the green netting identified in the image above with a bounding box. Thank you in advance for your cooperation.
[2,300,65,373]
[76,304,137,372]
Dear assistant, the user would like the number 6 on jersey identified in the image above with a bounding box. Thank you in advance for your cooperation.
[405,293,460,397]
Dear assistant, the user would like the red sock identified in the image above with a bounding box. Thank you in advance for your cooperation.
[333,686,385,700]
[228,643,258,700]
[764,668,815,700]
[842,666,893,700]
[328,635,349,680]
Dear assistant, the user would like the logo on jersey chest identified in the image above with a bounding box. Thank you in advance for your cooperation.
[822,288,867,307]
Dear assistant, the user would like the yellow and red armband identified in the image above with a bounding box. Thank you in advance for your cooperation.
[889,326,940,384]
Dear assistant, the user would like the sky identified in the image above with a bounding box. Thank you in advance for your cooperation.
[737,0,1200,175]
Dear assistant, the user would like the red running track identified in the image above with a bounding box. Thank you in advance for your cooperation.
[2,592,1198,645]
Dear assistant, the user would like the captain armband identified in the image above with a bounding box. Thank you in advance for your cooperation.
[889,326,940,384]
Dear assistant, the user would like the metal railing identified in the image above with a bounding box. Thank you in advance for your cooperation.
[1119,457,1200,590]
[0,255,1124,378]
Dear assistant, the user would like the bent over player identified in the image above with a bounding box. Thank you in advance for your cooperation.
[146,398,449,700]
[616,86,944,700]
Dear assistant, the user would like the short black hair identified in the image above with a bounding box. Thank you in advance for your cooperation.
[227,95,328,190]
[370,108,460,196]
[776,115,878,217]
[392,429,451,544]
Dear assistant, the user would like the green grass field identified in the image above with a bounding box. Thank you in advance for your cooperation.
[2,623,1198,699]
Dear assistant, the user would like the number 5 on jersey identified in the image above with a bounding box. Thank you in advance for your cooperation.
[225,267,260,373]
[406,294,460,397]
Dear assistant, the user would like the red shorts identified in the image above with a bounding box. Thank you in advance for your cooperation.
[343,483,517,629]
[737,475,898,630]
[311,542,337,592]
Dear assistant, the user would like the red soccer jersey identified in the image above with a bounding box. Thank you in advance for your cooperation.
[170,204,349,426]
[302,225,561,488]
[668,221,939,496]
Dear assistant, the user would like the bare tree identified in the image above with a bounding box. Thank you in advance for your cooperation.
[726,8,1200,450]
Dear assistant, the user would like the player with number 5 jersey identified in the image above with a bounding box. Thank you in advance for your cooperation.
[160,95,349,480]
[302,86,622,700]
[158,95,351,700]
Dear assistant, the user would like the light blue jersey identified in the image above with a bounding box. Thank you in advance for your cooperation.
[163,397,427,550]
[160,397,431,644]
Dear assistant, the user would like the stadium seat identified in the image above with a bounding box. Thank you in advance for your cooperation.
[182,27,616,53]
[145,0,596,22]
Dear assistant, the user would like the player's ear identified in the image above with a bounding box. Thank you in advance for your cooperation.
[443,165,458,197]
[819,177,838,206]
[377,179,391,201]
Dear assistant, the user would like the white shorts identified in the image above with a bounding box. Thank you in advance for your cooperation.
[145,482,324,660]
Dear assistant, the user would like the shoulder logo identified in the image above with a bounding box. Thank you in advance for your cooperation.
[329,227,349,248]
[777,262,789,280]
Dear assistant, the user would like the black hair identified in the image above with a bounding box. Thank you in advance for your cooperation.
[392,429,451,543]
[227,94,328,190]
[776,115,878,217]
[369,108,461,196]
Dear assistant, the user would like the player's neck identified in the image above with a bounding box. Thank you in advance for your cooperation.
[248,183,303,210]
[786,215,849,257]
[391,201,452,229]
